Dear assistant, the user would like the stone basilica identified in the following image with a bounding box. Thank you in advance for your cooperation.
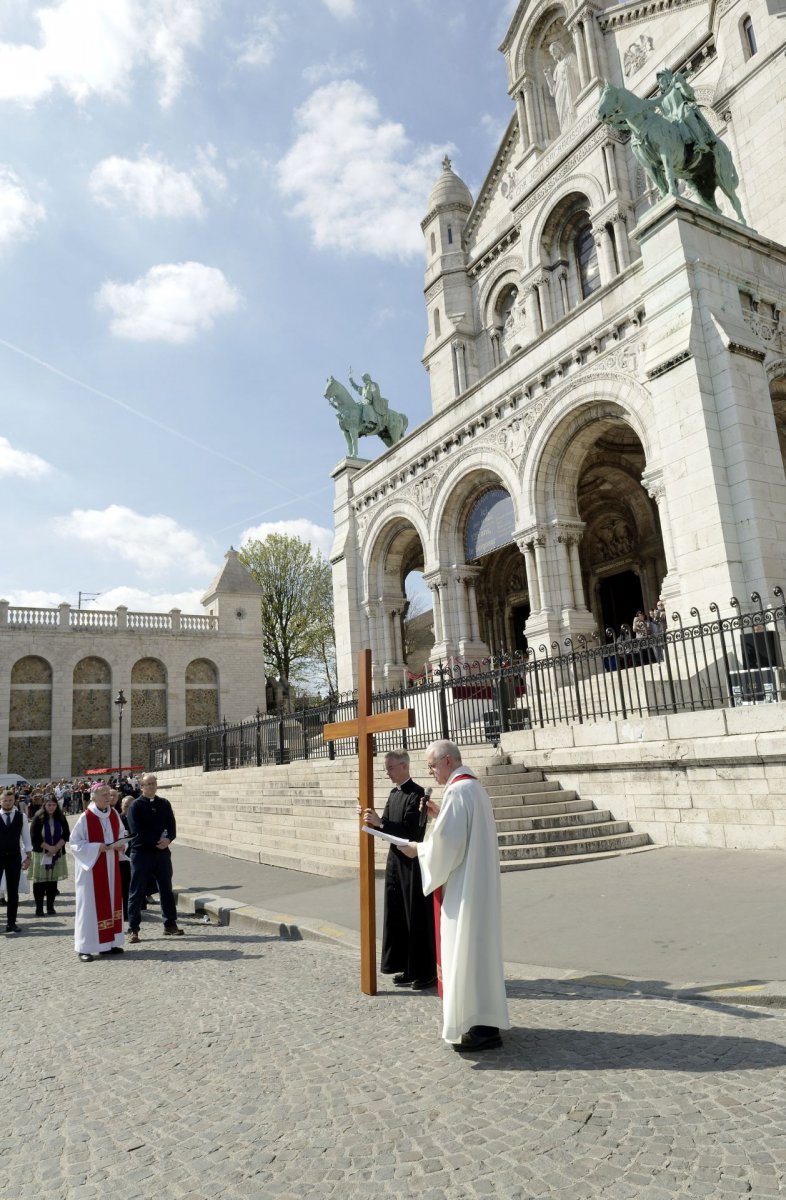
[332,0,786,691]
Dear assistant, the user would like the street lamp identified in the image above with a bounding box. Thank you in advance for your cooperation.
[114,690,127,784]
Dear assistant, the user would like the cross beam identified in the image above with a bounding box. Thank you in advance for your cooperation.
[323,649,415,996]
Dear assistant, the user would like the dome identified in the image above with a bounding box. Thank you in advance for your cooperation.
[426,155,473,212]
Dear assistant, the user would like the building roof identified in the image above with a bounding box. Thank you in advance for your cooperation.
[426,155,473,213]
[201,547,262,606]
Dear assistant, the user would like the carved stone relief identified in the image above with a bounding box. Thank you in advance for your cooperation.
[623,34,654,77]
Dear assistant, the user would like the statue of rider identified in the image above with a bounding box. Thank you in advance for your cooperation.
[349,370,389,430]
[648,68,715,154]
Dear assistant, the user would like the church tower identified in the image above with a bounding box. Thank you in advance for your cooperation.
[201,547,263,641]
[421,156,476,412]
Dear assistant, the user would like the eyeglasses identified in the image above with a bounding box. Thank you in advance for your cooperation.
[427,755,448,773]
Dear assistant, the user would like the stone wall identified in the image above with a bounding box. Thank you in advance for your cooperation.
[502,705,786,850]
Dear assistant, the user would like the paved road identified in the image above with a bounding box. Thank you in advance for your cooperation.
[5,882,786,1199]
[170,842,786,986]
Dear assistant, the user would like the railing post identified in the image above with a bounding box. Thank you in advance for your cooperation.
[438,664,450,739]
[327,702,336,760]
[302,703,309,760]
[256,707,262,767]
[203,727,209,772]
[221,717,228,771]
[495,662,510,734]
[278,711,286,765]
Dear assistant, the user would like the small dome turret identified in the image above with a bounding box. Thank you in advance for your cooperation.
[426,155,473,213]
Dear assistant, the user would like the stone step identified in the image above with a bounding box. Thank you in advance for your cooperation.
[499,843,659,872]
[177,834,358,878]
[484,775,551,794]
[494,808,611,833]
[498,831,651,862]
[493,797,589,820]
[498,820,632,848]
[491,789,578,809]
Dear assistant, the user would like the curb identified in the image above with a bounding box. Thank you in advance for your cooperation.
[173,884,786,1011]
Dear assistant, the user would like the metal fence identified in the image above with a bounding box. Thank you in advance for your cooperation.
[148,588,786,773]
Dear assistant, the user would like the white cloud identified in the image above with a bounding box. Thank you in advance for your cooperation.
[88,585,206,613]
[89,150,225,219]
[240,518,333,559]
[277,80,449,259]
[302,50,367,86]
[2,586,206,613]
[0,435,52,479]
[96,261,241,343]
[0,0,214,109]
[56,505,215,576]
[0,166,45,246]
[236,8,285,68]
[322,0,356,17]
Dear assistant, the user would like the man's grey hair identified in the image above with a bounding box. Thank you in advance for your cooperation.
[140,773,158,784]
[426,739,462,765]
[384,750,410,767]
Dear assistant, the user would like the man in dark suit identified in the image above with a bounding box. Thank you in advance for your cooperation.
[126,773,184,942]
[0,788,32,935]
[362,750,436,990]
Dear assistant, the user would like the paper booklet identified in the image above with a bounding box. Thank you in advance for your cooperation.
[362,826,410,847]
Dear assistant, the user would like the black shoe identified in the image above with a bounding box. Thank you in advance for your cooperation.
[453,1027,502,1053]
[35,908,44,917]
[108,946,124,954]
[79,953,95,962]
[411,977,438,990]
[47,908,57,916]
[393,974,413,987]
[5,925,21,935]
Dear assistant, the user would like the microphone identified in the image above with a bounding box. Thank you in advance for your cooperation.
[419,787,432,833]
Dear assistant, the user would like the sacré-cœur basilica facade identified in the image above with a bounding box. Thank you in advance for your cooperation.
[331,0,786,693]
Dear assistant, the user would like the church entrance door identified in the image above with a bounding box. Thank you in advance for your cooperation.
[599,570,643,635]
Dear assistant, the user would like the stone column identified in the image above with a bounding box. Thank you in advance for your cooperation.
[555,267,570,319]
[524,285,542,338]
[582,14,601,81]
[116,605,128,631]
[380,599,394,666]
[50,662,73,778]
[569,537,590,613]
[611,210,631,269]
[533,535,552,614]
[570,21,590,88]
[452,341,467,395]
[466,578,481,641]
[429,583,444,645]
[557,535,576,609]
[58,602,71,631]
[0,600,8,628]
[519,539,541,614]
[642,470,679,598]
[363,602,382,685]
[592,225,616,286]
[534,273,553,329]
[489,329,501,368]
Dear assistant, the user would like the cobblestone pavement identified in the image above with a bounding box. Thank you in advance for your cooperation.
[5,883,786,1200]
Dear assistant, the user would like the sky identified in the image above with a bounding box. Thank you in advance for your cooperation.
[1,0,518,615]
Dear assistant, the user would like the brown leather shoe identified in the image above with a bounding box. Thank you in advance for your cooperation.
[163,924,184,936]
[128,931,140,944]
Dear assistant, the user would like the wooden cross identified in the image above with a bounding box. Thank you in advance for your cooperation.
[323,648,415,996]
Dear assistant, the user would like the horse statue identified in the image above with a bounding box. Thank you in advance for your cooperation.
[324,374,409,459]
[597,78,746,225]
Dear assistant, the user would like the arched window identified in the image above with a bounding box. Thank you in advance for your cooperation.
[434,307,441,338]
[575,223,600,299]
[742,15,757,58]
[430,231,436,255]
[447,225,453,245]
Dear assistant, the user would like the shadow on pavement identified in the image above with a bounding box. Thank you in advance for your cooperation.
[505,977,777,1021]
[468,1026,786,1071]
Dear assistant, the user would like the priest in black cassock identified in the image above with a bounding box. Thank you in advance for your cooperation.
[363,750,437,989]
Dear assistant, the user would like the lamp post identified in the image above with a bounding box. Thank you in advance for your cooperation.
[114,690,127,784]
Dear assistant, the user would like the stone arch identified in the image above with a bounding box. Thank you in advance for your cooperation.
[9,656,52,779]
[768,369,786,484]
[514,3,579,143]
[363,508,429,684]
[479,256,525,327]
[130,657,167,768]
[185,658,219,728]
[526,384,665,632]
[528,177,607,265]
[71,656,112,777]
[431,446,524,566]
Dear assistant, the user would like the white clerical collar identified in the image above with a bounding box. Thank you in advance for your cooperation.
[88,802,111,817]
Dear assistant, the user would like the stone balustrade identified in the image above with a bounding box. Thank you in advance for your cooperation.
[0,602,219,634]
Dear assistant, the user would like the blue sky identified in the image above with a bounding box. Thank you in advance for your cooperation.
[1,0,516,613]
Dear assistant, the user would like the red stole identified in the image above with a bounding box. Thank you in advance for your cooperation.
[85,808,123,944]
[432,773,475,999]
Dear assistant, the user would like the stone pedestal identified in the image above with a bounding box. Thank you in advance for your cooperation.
[632,197,786,615]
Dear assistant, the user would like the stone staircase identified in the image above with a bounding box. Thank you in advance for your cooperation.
[482,761,652,870]
[162,750,651,877]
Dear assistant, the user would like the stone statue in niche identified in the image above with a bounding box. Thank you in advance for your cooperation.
[544,40,581,133]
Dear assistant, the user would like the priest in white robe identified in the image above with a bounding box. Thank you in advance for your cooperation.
[69,783,127,963]
[401,739,509,1051]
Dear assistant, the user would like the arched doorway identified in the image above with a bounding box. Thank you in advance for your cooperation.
[465,488,529,657]
[577,425,666,634]
[365,517,429,686]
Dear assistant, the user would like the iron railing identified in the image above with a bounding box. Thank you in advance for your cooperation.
[148,588,786,773]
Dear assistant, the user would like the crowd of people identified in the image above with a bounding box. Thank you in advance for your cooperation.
[0,772,184,962]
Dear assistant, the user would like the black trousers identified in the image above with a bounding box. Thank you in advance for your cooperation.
[127,849,177,931]
[0,854,22,927]
[33,881,57,913]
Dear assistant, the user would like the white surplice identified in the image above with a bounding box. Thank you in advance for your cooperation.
[69,803,125,955]
[0,809,32,897]
[417,766,510,1043]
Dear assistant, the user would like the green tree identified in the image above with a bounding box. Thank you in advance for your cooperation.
[239,535,336,698]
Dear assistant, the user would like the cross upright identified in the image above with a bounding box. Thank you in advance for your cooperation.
[323,648,415,996]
